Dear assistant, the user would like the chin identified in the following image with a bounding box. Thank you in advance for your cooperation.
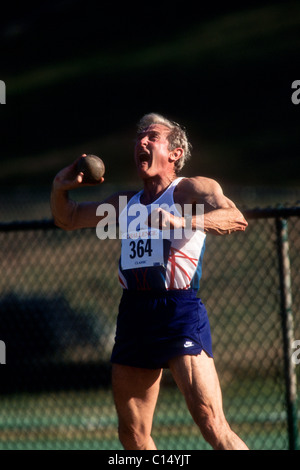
[137,167,152,178]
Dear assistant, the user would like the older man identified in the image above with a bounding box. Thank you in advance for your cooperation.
[51,113,248,450]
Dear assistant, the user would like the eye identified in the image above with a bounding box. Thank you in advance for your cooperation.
[149,132,159,141]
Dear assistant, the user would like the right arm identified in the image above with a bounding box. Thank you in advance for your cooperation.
[50,156,136,230]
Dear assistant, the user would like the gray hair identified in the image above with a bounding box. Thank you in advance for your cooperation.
[136,113,192,174]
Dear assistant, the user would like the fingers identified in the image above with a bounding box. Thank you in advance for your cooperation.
[73,154,105,187]
[146,208,183,230]
[58,155,105,189]
[53,155,92,190]
[146,208,163,228]
[77,172,84,184]
[79,176,105,187]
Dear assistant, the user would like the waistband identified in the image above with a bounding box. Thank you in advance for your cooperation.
[121,288,199,299]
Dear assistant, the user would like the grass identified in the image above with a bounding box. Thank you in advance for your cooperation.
[0,377,291,450]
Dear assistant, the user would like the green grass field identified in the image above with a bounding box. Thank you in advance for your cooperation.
[0,376,292,450]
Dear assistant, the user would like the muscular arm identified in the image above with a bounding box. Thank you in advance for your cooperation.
[50,156,136,230]
[176,177,248,235]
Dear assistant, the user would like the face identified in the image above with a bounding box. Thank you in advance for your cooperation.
[134,124,175,178]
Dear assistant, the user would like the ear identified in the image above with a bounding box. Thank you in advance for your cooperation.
[169,148,183,163]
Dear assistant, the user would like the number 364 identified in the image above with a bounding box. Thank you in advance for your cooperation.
[129,239,153,259]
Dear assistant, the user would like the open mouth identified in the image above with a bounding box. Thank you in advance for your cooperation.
[138,151,150,162]
[137,151,151,166]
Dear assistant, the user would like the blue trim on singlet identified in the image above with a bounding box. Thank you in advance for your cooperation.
[190,238,206,291]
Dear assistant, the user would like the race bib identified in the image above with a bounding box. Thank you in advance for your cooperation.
[121,229,164,270]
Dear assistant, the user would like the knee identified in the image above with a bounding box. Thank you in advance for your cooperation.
[118,423,150,450]
[193,406,230,449]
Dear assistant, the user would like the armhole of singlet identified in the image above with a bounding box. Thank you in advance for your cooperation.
[118,191,143,223]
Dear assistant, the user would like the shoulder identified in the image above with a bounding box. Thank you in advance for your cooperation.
[176,176,223,203]
[97,190,139,216]
[104,190,139,205]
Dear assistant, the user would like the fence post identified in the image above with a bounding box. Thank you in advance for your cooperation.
[276,217,299,450]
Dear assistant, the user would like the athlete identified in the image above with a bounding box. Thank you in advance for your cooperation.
[51,113,249,450]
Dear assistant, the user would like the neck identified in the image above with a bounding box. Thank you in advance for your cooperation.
[141,174,177,205]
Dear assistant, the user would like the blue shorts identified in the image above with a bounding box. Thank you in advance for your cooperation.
[110,289,213,369]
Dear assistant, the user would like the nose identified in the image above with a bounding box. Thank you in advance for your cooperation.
[139,135,148,147]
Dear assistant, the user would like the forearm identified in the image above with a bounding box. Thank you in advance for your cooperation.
[50,184,78,230]
[202,207,248,235]
[150,206,247,235]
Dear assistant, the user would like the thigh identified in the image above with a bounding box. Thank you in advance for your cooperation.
[168,352,224,420]
[112,364,162,431]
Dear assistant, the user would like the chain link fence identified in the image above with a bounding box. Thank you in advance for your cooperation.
[0,205,299,450]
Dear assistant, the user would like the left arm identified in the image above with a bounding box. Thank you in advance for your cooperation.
[202,207,247,235]
[148,177,248,235]
[147,176,246,236]
[181,176,248,235]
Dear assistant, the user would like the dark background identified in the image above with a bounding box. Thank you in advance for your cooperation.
[1,0,299,201]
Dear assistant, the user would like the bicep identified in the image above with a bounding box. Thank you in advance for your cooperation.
[209,192,237,210]
[186,177,236,211]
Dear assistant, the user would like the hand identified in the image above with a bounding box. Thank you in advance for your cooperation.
[147,207,184,230]
[53,155,104,191]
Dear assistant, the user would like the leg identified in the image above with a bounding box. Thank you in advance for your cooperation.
[168,352,249,450]
[112,364,162,450]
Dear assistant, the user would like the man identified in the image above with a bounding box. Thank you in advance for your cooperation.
[51,113,249,450]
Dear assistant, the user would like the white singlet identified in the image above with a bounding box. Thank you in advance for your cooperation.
[118,177,206,291]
